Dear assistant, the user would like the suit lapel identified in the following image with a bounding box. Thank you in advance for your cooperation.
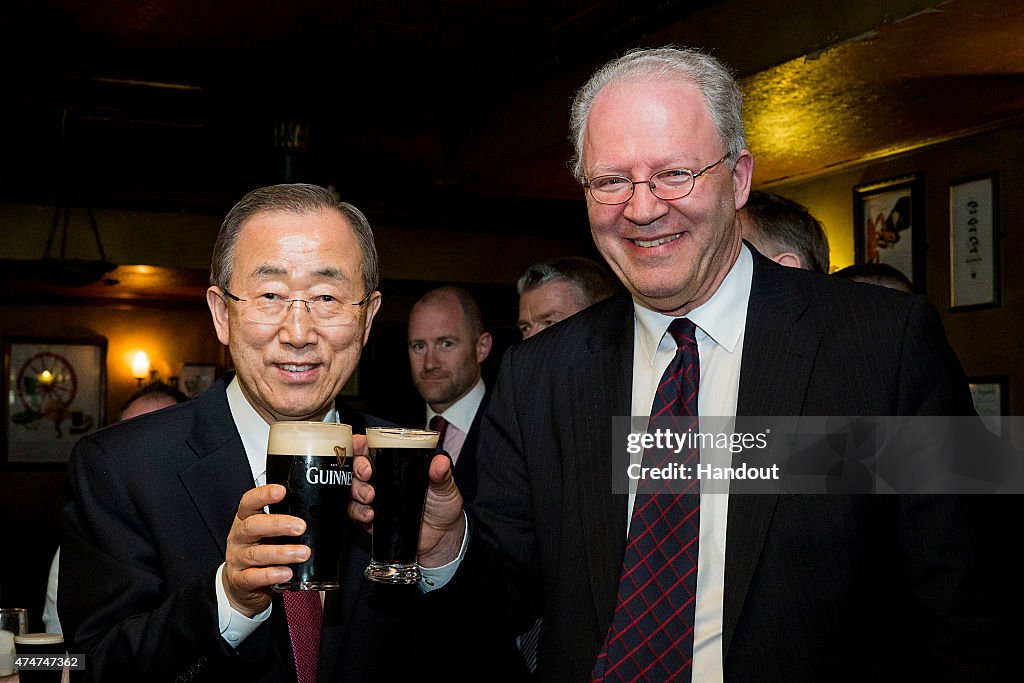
[452,391,489,502]
[571,295,635,636]
[723,251,820,658]
[178,377,254,557]
[177,378,296,678]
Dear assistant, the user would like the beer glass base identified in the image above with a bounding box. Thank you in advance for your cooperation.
[272,581,341,592]
[364,561,420,585]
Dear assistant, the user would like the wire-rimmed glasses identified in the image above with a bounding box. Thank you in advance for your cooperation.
[584,154,729,205]
[221,288,373,327]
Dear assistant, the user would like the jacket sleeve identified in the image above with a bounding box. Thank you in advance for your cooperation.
[893,295,1018,677]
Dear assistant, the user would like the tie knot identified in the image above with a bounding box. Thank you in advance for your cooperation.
[429,415,447,433]
[667,318,697,348]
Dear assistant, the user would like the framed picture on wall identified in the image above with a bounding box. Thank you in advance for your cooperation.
[950,173,1000,311]
[854,174,926,290]
[3,335,107,465]
[178,363,218,398]
[968,375,1008,435]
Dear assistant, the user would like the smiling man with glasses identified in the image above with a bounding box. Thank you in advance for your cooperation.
[352,47,1011,681]
[62,184,426,682]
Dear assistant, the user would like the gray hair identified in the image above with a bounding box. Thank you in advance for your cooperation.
[569,46,746,181]
[516,256,619,308]
[210,183,380,297]
[741,190,830,274]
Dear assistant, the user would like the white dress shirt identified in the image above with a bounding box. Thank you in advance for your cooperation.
[215,377,338,647]
[630,244,752,683]
[426,377,485,464]
[423,248,754,682]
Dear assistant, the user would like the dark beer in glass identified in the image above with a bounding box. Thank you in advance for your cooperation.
[364,427,439,584]
[13,633,65,683]
[267,421,353,590]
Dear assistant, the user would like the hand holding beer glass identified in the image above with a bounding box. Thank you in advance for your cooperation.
[266,421,354,590]
[363,427,439,584]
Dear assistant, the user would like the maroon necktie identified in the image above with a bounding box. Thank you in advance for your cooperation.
[283,590,322,683]
[429,415,449,452]
[593,318,700,682]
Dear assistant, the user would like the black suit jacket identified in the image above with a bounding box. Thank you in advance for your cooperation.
[416,389,532,682]
[61,375,418,682]
[451,389,489,504]
[440,249,1013,681]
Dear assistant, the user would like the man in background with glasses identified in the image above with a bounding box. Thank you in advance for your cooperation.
[62,184,417,682]
[352,47,1011,680]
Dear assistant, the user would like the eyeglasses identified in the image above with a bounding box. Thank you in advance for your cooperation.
[220,288,373,327]
[583,154,730,205]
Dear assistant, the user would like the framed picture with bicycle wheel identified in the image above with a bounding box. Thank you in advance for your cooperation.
[3,335,107,465]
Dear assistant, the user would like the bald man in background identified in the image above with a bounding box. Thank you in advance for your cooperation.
[408,286,492,502]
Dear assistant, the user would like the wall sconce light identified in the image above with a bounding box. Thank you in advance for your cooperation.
[131,351,151,386]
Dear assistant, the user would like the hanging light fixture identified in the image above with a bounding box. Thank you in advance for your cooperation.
[37,106,117,287]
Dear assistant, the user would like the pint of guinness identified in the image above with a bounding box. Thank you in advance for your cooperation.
[364,427,439,584]
[266,421,354,591]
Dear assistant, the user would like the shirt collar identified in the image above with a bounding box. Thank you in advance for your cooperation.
[426,377,485,434]
[225,376,338,485]
[634,243,753,366]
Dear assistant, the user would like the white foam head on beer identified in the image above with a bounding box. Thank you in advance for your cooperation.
[268,421,354,457]
[365,427,439,450]
[13,633,64,646]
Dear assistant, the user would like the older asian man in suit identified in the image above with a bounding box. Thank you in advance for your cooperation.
[352,48,1012,681]
[61,184,419,682]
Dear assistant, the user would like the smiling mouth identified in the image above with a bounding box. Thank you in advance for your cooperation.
[278,363,318,372]
[632,233,682,248]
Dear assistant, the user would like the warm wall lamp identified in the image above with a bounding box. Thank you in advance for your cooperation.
[131,351,151,387]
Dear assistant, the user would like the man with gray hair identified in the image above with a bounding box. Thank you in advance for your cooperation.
[353,47,1009,680]
[738,190,830,273]
[62,184,417,682]
[516,256,618,339]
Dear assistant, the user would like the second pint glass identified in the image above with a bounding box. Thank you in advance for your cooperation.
[364,427,439,584]
[266,421,354,590]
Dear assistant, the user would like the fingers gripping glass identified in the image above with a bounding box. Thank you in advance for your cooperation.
[221,289,373,327]
[584,154,730,205]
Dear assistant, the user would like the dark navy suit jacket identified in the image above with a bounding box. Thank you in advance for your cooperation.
[61,374,419,682]
[437,248,1014,681]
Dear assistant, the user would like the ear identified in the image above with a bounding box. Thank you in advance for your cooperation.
[476,332,493,364]
[206,287,231,346]
[361,292,382,346]
[772,252,803,269]
[731,149,754,210]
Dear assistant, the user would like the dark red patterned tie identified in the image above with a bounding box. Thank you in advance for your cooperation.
[283,590,322,683]
[429,415,449,452]
[593,318,700,682]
